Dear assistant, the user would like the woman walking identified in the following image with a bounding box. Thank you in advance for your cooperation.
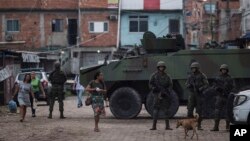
[30,71,46,117]
[86,72,107,132]
[73,74,84,108]
[12,73,35,122]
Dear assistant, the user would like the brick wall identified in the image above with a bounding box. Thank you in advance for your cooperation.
[229,13,242,40]
[81,11,117,47]
[0,12,78,50]
[0,12,40,50]
[0,0,118,49]
[219,0,240,9]
[0,0,78,9]
[80,0,108,9]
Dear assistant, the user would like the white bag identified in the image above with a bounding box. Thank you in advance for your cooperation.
[33,99,37,109]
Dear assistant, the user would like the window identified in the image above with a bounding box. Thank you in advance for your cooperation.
[204,3,216,14]
[89,22,109,33]
[169,19,180,34]
[129,16,148,32]
[52,19,64,32]
[6,20,19,32]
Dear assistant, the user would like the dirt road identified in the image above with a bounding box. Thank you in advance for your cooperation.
[0,97,229,141]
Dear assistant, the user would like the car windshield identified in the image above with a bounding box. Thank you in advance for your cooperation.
[18,73,42,81]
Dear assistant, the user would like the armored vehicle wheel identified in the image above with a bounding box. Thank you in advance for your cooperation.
[110,87,142,119]
[145,91,179,118]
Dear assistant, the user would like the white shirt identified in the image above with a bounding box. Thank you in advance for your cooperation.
[74,75,84,90]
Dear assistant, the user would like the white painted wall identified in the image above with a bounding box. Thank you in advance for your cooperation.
[121,0,183,10]
[122,0,143,10]
[160,0,183,10]
[241,0,250,34]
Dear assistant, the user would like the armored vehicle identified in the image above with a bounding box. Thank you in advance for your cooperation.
[80,32,250,119]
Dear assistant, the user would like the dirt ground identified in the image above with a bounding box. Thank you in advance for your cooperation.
[0,97,229,141]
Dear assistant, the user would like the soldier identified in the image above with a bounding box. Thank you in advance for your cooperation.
[48,62,67,119]
[149,61,173,130]
[211,64,234,131]
[186,62,209,130]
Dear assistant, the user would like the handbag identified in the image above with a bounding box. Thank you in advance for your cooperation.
[85,96,92,106]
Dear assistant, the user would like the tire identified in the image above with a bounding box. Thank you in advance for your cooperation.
[227,93,235,123]
[247,113,250,125]
[110,87,142,119]
[145,91,179,118]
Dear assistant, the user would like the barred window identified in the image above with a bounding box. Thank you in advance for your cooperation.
[129,16,148,32]
[6,20,20,32]
[169,19,180,34]
[89,22,109,33]
[52,19,64,32]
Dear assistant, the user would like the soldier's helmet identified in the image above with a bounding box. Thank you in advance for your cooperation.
[54,62,61,69]
[220,64,229,71]
[190,62,200,69]
[157,61,166,68]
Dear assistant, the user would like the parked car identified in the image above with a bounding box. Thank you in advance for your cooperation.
[233,90,250,124]
[64,79,76,95]
[14,68,52,104]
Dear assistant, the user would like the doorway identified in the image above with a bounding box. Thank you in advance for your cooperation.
[68,19,77,45]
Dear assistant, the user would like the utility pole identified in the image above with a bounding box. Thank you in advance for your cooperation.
[116,0,122,49]
[210,0,214,41]
[77,0,82,48]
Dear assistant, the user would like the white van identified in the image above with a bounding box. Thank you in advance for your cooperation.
[233,90,250,124]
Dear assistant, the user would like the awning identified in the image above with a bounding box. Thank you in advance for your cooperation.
[0,66,11,82]
[241,32,250,40]
[22,53,40,63]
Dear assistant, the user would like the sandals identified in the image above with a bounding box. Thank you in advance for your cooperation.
[94,128,100,132]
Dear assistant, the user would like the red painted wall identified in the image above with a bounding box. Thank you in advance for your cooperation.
[144,0,160,10]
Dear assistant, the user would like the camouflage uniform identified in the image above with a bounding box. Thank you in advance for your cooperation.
[211,64,234,131]
[48,62,67,119]
[186,62,209,129]
[149,61,173,130]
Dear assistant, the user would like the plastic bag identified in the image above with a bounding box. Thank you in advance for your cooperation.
[33,99,37,109]
[8,100,17,113]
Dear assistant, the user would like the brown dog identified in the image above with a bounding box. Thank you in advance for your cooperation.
[176,114,199,140]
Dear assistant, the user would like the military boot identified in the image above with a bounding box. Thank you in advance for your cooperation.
[226,120,230,131]
[210,120,220,131]
[48,111,52,119]
[150,120,157,130]
[60,111,66,119]
[165,120,173,130]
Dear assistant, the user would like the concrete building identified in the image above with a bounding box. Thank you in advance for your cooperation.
[240,0,250,35]
[184,0,205,48]
[70,0,118,74]
[218,0,240,42]
[0,0,119,74]
[120,0,184,47]
[184,0,241,48]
